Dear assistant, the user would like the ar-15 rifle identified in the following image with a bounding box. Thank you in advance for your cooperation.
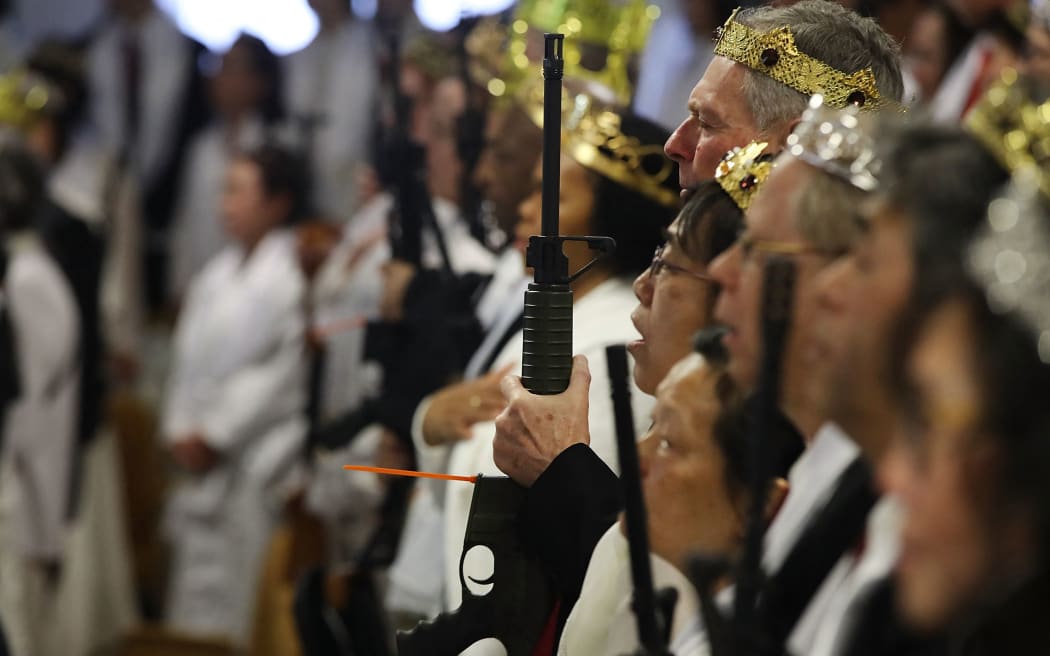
[607,344,677,656]
[397,33,614,655]
[690,257,797,656]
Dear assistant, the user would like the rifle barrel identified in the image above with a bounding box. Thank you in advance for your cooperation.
[541,34,564,237]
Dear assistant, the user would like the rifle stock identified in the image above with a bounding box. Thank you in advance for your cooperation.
[396,476,554,655]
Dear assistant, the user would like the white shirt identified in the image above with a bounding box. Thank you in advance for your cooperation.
[1,232,80,559]
[788,496,902,656]
[560,523,702,655]
[929,33,998,123]
[169,116,266,300]
[88,10,193,188]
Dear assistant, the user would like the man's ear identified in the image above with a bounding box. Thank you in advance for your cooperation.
[764,477,789,524]
[770,118,803,149]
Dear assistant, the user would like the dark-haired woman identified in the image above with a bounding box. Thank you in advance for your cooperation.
[169,34,284,303]
[881,173,1050,655]
[161,145,307,644]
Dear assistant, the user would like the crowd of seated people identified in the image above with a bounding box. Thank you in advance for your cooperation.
[1,0,1050,654]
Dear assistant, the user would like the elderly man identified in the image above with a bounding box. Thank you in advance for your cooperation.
[663,0,902,192]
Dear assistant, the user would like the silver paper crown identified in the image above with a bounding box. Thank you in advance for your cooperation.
[785,94,880,191]
[967,166,1050,363]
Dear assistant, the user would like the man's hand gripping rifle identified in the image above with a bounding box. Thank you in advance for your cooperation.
[396,34,613,656]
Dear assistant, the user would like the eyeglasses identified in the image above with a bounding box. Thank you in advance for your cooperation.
[649,244,716,283]
[737,233,837,264]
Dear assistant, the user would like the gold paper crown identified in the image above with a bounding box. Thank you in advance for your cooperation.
[484,0,658,104]
[966,69,1050,200]
[714,141,776,210]
[0,71,62,131]
[713,8,894,111]
[555,92,678,208]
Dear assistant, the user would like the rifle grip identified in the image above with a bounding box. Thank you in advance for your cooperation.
[521,283,573,395]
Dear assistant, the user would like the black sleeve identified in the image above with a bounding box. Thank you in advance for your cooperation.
[521,443,623,605]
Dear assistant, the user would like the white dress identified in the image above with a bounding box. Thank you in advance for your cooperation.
[0,232,80,656]
[161,229,307,645]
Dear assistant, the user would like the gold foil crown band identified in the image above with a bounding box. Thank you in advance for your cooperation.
[561,92,678,208]
[786,95,880,191]
[966,69,1050,200]
[714,7,893,111]
[715,141,776,210]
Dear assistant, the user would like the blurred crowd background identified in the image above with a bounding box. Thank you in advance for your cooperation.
[0,0,1046,654]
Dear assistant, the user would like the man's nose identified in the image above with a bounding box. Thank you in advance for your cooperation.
[633,267,654,305]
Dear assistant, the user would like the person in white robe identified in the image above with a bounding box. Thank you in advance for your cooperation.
[0,137,80,656]
[285,0,378,218]
[161,145,308,646]
[169,34,283,302]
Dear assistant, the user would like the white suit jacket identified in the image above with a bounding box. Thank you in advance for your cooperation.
[1,232,80,559]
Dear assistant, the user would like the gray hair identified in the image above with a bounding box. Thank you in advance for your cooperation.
[736,0,904,132]
[795,168,868,255]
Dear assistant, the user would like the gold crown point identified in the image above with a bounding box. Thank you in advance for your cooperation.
[715,141,774,210]
[966,69,1050,200]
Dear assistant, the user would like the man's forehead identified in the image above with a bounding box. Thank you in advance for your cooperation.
[689,56,744,112]
[658,354,719,414]
[743,157,809,237]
